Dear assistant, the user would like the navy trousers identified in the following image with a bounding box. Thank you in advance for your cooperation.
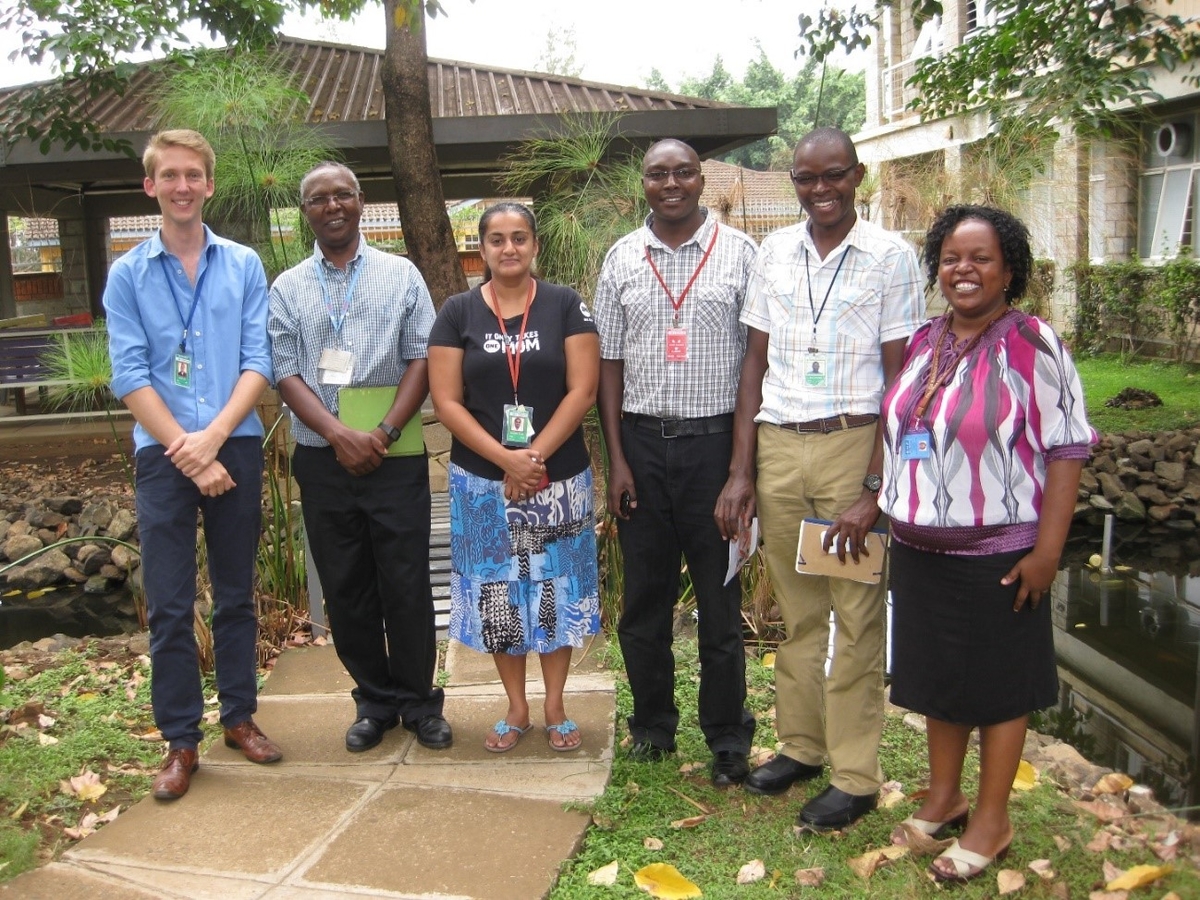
[136,437,262,750]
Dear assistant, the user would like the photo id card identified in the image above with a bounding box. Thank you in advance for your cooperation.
[173,352,192,388]
[803,351,828,388]
[665,327,688,362]
[318,347,354,386]
[902,428,932,460]
[502,403,535,447]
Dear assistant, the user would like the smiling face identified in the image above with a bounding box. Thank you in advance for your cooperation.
[642,141,704,228]
[301,166,364,258]
[791,138,864,246]
[937,218,1012,326]
[143,145,214,231]
[480,209,538,282]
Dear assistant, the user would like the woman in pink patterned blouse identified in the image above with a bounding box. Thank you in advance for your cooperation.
[880,205,1096,882]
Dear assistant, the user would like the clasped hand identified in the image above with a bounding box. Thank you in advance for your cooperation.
[330,425,387,476]
[503,448,545,502]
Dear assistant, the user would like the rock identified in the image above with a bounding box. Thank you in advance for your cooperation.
[31,634,75,653]
[106,508,136,542]
[35,528,58,545]
[902,712,927,733]
[1164,432,1194,456]
[1134,485,1172,505]
[1154,461,1187,491]
[1088,495,1114,511]
[0,521,8,543]
[23,506,47,528]
[1092,454,1117,475]
[44,496,83,515]
[98,564,122,580]
[76,544,108,575]
[39,511,66,528]
[1096,472,1126,502]
[110,545,140,570]
[1112,493,1147,522]
[7,520,32,537]
[1078,470,1099,496]
[4,549,71,590]
[1165,518,1196,532]
[1148,505,1175,523]
[78,500,114,530]
[62,567,88,584]
[3,533,44,563]
[84,575,112,595]
[128,631,150,656]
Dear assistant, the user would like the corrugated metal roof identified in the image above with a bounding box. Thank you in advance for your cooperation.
[0,36,725,135]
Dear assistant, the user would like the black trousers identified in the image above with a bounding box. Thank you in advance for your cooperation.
[616,421,755,753]
[293,445,444,723]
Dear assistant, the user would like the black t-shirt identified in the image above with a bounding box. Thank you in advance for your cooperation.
[428,280,598,482]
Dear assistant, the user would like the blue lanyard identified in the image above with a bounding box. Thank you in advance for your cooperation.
[315,255,364,339]
[158,253,208,355]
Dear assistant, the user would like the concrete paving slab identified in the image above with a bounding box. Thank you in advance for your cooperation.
[444,635,611,687]
[0,862,167,899]
[67,769,371,879]
[297,786,590,900]
[261,645,356,697]
[389,756,611,803]
[260,887,420,900]
[66,864,272,900]
[206,695,410,771]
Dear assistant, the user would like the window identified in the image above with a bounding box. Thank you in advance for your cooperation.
[1139,113,1200,259]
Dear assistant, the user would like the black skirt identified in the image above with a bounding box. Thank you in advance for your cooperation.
[889,541,1058,726]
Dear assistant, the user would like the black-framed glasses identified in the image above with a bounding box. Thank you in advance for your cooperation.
[643,167,701,183]
[302,190,359,210]
[789,166,856,188]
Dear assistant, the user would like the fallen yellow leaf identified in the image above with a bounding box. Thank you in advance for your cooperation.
[879,789,906,809]
[997,869,1026,894]
[2,590,21,597]
[61,770,107,803]
[1093,773,1134,795]
[9,801,28,820]
[1105,864,1172,890]
[1012,759,1038,791]
[633,863,702,898]
[761,652,776,668]
[669,814,708,829]
[38,733,59,746]
[847,846,906,879]
[587,860,619,886]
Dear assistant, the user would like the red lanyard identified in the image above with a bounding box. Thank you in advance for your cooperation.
[487,279,536,403]
[644,223,720,325]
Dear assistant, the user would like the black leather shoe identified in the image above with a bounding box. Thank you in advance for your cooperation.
[797,784,877,831]
[627,741,675,762]
[345,715,399,752]
[404,714,453,749]
[744,755,824,795]
[711,750,749,788]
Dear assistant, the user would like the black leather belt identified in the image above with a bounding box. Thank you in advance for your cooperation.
[624,413,734,438]
[778,413,878,434]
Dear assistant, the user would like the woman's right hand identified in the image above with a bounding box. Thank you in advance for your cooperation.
[502,448,544,500]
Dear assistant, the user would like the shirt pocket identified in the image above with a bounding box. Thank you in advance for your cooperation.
[688,279,741,333]
[834,288,881,344]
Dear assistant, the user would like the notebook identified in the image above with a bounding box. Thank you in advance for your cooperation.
[336,386,425,457]
[795,518,888,584]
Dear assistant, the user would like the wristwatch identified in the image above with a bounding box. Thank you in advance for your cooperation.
[862,473,883,493]
[378,421,401,444]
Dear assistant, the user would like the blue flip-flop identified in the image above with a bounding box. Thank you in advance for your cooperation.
[545,719,582,752]
[484,719,532,753]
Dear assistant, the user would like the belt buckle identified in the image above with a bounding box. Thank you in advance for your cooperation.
[819,416,834,434]
[661,418,680,439]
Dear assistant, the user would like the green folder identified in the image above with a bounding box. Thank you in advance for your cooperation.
[337,386,425,457]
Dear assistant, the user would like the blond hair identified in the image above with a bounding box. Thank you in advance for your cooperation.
[142,130,216,180]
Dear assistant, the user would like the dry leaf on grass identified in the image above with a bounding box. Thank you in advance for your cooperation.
[587,861,619,886]
[62,806,120,840]
[135,729,163,742]
[1093,773,1134,795]
[879,789,906,809]
[892,822,954,856]
[1087,830,1114,852]
[677,762,705,775]
[997,869,1026,894]
[669,815,708,829]
[748,746,774,767]
[1088,892,1128,900]
[1054,835,1072,852]
[847,846,907,879]
[761,652,776,668]
[1012,759,1038,791]
[794,867,825,887]
[1028,858,1055,879]
[1075,799,1126,822]
[633,863,702,899]
[37,733,59,746]
[736,860,766,884]
[644,837,664,851]
[1102,860,1125,883]
[1105,864,1173,890]
[60,770,106,802]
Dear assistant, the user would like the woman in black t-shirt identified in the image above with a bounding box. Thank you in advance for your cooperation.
[428,202,601,753]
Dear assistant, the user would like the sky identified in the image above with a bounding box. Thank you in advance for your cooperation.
[0,0,862,91]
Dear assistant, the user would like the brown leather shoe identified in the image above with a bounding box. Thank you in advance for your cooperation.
[223,719,283,764]
[153,748,198,800]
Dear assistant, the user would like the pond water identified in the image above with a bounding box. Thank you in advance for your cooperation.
[0,584,140,650]
[1052,522,1199,817]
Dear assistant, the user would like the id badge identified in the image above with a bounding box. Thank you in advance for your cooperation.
[502,403,535,447]
[318,347,354,386]
[173,353,192,388]
[665,327,688,362]
[902,428,933,460]
[803,351,828,387]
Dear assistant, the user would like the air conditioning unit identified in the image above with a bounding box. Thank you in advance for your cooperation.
[1154,122,1191,159]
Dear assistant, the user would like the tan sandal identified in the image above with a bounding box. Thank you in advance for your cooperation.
[929,838,1010,883]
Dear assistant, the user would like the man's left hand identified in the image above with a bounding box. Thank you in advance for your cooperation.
[823,494,882,563]
[165,429,223,478]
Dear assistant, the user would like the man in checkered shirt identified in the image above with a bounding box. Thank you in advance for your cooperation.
[594,138,758,788]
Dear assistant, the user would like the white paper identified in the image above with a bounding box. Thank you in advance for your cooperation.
[724,516,760,585]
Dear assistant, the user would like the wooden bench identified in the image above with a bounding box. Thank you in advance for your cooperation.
[0,325,99,415]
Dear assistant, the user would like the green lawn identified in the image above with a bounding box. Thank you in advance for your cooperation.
[1074,354,1200,434]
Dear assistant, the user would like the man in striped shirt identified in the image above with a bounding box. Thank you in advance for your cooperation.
[595,139,758,788]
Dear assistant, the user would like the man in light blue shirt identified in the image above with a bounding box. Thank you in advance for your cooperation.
[104,129,281,801]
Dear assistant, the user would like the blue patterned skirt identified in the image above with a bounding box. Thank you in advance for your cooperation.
[447,462,600,655]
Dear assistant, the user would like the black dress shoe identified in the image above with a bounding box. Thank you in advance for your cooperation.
[404,714,453,749]
[744,755,824,796]
[797,784,877,831]
[627,741,675,762]
[345,715,399,752]
[710,750,749,788]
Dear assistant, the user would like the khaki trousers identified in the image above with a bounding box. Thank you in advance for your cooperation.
[756,422,886,795]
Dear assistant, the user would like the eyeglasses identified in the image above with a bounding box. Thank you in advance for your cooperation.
[789,166,857,188]
[302,190,359,209]
[643,167,701,183]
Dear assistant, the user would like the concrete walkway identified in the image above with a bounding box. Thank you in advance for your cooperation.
[1,640,615,899]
